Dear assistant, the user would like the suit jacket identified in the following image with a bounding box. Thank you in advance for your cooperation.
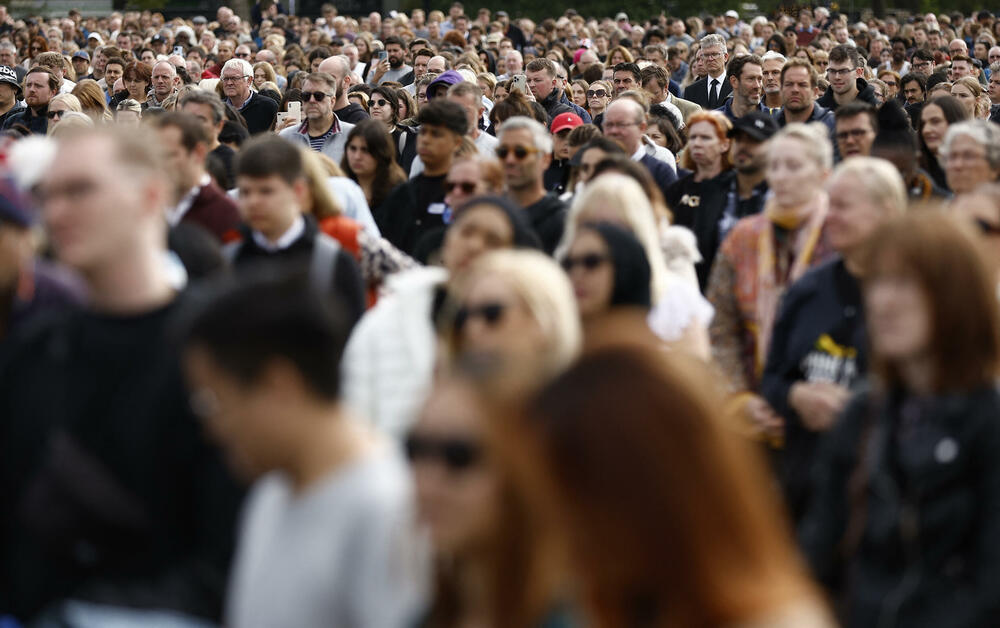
[670,95,702,124]
[683,75,732,111]
[185,181,241,242]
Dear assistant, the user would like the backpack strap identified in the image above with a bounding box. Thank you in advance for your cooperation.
[310,232,342,297]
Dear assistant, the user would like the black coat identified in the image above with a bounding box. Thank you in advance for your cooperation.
[2,105,46,135]
[799,385,1000,628]
[236,92,278,135]
[816,77,879,110]
[683,75,733,110]
[665,169,736,290]
[760,258,867,521]
[523,193,567,255]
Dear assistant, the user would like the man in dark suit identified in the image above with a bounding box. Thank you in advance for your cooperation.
[603,99,677,200]
[683,34,731,110]
[154,112,241,243]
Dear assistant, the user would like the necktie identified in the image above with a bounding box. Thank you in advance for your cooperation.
[710,79,719,106]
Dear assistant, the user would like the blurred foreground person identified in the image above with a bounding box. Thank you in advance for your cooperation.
[562,222,652,323]
[762,157,907,522]
[182,270,426,628]
[708,123,836,442]
[408,363,568,628]
[441,249,581,377]
[342,196,541,438]
[0,127,242,622]
[511,344,834,627]
[800,212,1000,628]
[941,120,1000,197]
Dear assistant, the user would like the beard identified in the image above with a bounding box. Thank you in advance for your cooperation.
[389,56,403,69]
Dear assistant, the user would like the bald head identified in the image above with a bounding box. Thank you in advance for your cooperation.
[427,55,448,74]
[317,55,352,106]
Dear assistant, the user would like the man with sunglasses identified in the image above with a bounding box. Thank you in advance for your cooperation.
[496,116,568,254]
[220,57,277,135]
[278,72,354,163]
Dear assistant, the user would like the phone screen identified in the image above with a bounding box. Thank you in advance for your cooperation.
[378,50,388,61]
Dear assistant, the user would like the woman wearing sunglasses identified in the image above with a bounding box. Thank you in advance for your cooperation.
[367,84,419,173]
[562,222,652,326]
[407,363,572,628]
[342,196,542,438]
[584,79,612,122]
[441,249,581,380]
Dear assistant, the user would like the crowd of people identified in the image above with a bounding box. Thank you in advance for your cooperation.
[1,2,1000,627]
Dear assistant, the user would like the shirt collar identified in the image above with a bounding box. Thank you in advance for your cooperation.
[297,114,341,136]
[708,68,727,87]
[631,145,645,162]
[251,214,305,252]
[165,173,211,227]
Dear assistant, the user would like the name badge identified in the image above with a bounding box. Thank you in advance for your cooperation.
[428,202,447,215]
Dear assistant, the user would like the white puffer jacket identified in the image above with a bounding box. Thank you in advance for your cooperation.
[341,266,449,439]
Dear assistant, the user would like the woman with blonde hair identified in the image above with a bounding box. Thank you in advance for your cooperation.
[950,76,990,119]
[761,156,907,521]
[708,123,837,441]
[558,174,712,356]
[45,93,83,133]
[70,79,112,123]
[442,249,582,377]
[48,111,94,137]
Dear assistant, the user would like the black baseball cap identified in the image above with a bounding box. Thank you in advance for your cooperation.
[728,111,779,141]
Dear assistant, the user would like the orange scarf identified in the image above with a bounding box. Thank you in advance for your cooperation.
[754,193,828,374]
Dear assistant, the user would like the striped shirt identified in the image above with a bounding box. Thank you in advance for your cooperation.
[297,117,341,152]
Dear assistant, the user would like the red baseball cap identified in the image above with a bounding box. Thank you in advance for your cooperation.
[550,112,584,134]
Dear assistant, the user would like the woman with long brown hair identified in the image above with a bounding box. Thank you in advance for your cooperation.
[801,212,1000,627]
[340,119,407,212]
[506,343,834,627]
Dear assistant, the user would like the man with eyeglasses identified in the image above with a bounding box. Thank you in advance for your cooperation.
[817,44,878,109]
[278,72,353,163]
[910,49,935,76]
[3,66,56,135]
[949,38,969,59]
[988,62,1000,123]
[603,99,677,201]
[834,102,877,160]
[220,57,277,135]
[496,116,567,254]
[683,34,731,110]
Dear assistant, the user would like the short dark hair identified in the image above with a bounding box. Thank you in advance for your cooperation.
[951,54,974,65]
[180,270,350,401]
[383,36,405,49]
[413,48,434,61]
[236,135,304,184]
[153,111,211,151]
[613,62,641,82]
[105,56,126,70]
[417,99,469,136]
[912,48,935,64]
[828,43,863,69]
[836,101,878,132]
[25,66,59,92]
[307,46,332,63]
[901,72,928,94]
[726,53,763,80]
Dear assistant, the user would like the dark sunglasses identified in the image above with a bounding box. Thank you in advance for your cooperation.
[405,434,483,472]
[235,52,251,58]
[453,302,506,332]
[495,145,538,160]
[371,98,391,107]
[445,180,477,194]
[586,89,607,97]
[302,91,330,102]
[46,110,65,119]
[561,252,609,272]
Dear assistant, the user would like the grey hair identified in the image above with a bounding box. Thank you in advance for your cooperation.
[942,120,1000,170]
[498,115,553,153]
[152,60,177,76]
[221,58,253,78]
[700,34,726,51]
[761,50,787,64]
[991,61,1000,75]
[0,41,16,52]
[179,88,226,123]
